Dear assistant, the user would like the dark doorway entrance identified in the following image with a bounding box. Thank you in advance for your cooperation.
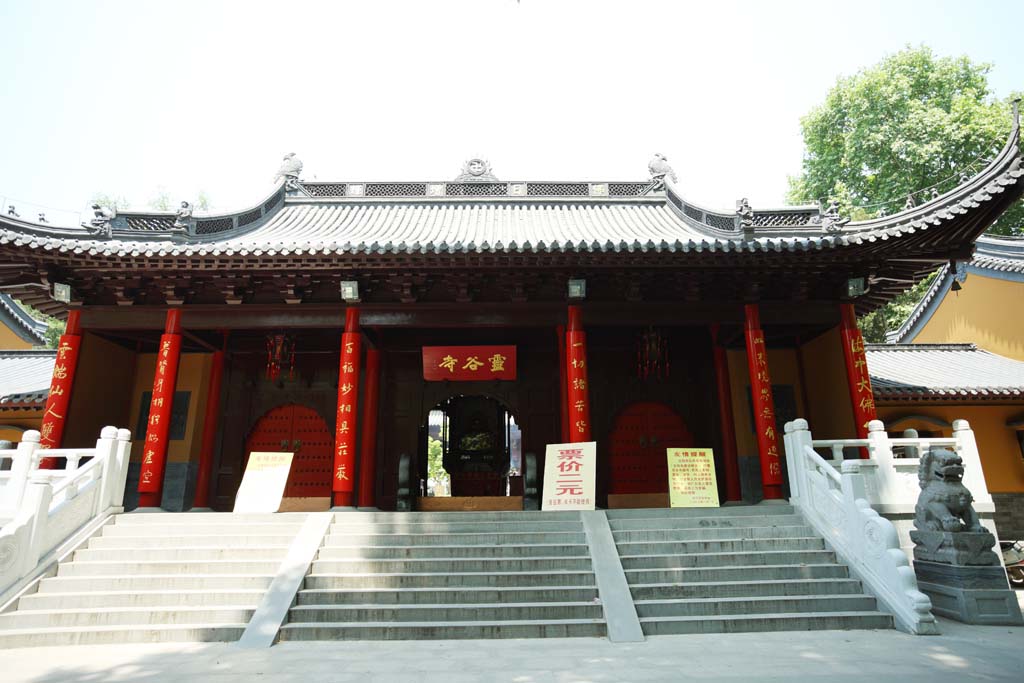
[244,403,333,500]
[608,401,693,495]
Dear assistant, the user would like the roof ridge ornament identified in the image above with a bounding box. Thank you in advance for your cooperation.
[736,198,754,239]
[647,153,677,190]
[82,203,114,239]
[274,152,303,191]
[820,200,850,233]
[174,201,193,231]
[454,158,498,183]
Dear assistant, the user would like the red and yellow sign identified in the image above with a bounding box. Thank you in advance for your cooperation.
[840,303,877,447]
[422,345,516,381]
[744,304,782,496]
[333,330,360,494]
[38,333,81,451]
[667,448,720,508]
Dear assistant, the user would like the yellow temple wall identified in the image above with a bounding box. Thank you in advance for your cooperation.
[912,274,1024,361]
[0,409,44,442]
[64,333,136,448]
[0,324,36,350]
[798,326,858,439]
[127,352,213,464]
[727,348,810,456]
[877,404,1024,494]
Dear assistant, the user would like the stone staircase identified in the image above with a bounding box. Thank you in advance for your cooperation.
[278,511,606,640]
[0,512,307,647]
[608,505,893,634]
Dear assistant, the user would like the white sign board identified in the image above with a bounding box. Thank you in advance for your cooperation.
[542,441,596,511]
[233,451,294,513]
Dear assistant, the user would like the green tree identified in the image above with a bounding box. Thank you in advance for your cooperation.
[788,45,1023,235]
[426,435,449,495]
[89,193,130,211]
[857,271,938,343]
[12,298,64,349]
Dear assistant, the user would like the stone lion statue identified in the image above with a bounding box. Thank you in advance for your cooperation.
[914,446,986,534]
[274,153,303,190]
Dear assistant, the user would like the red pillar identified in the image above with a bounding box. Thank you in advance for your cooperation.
[565,306,592,442]
[839,303,877,457]
[556,325,569,442]
[332,308,361,507]
[193,333,226,508]
[710,325,742,502]
[38,311,83,468]
[138,310,183,508]
[743,304,783,500]
[357,348,381,509]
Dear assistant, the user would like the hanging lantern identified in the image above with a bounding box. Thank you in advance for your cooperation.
[636,327,669,380]
[265,333,296,381]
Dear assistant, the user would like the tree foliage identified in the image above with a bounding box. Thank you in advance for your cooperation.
[857,271,938,343]
[426,435,450,495]
[788,45,1023,235]
[89,193,130,211]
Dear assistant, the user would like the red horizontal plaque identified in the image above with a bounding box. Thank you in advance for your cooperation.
[422,345,517,381]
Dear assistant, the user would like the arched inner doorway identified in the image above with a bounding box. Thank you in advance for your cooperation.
[608,401,693,495]
[422,394,521,498]
[244,403,333,499]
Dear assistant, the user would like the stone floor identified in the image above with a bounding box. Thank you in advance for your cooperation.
[3,603,1023,683]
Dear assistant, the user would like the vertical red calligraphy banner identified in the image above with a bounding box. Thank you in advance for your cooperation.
[137,310,183,507]
[565,306,591,443]
[333,308,361,506]
[839,303,876,458]
[743,304,782,500]
[38,311,83,468]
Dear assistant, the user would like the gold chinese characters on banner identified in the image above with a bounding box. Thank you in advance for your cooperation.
[667,448,720,508]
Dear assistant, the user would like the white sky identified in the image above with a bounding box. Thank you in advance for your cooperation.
[0,0,1021,222]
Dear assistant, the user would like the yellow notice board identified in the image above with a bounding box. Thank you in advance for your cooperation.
[667,448,720,508]
[234,451,294,513]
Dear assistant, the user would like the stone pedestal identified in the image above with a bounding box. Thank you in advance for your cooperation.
[913,560,1023,625]
[910,529,1000,565]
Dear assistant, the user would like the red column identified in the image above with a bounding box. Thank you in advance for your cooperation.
[839,303,877,457]
[138,310,183,507]
[333,308,361,507]
[357,348,381,509]
[743,304,783,500]
[565,306,592,442]
[38,311,83,468]
[193,334,226,508]
[710,325,742,502]
[556,325,569,442]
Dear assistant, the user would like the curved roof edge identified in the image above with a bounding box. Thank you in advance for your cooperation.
[887,234,1024,343]
[0,294,48,346]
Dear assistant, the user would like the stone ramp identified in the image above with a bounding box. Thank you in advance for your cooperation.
[278,510,606,641]
[0,512,308,648]
[608,505,894,634]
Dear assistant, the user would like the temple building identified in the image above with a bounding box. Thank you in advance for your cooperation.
[0,110,1021,517]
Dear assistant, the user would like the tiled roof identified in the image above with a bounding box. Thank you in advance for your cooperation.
[0,294,48,346]
[888,235,1024,343]
[0,350,55,407]
[867,343,1024,400]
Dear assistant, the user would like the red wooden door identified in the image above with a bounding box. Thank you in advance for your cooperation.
[245,404,333,498]
[609,402,693,494]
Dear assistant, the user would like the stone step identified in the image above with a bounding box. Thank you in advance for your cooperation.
[333,511,581,523]
[288,601,604,623]
[278,619,605,641]
[296,586,599,606]
[74,547,292,562]
[322,531,588,547]
[304,571,596,590]
[101,522,306,536]
[112,512,308,524]
[0,624,246,648]
[17,589,267,610]
[310,557,592,575]
[624,563,849,585]
[317,544,590,560]
[327,520,583,534]
[609,514,806,531]
[38,575,275,593]
[87,534,301,549]
[630,578,865,600]
[615,537,826,556]
[634,594,878,618]
[57,560,284,577]
[612,525,816,543]
[606,505,794,519]
[639,611,893,635]
[0,606,256,629]
[619,550,836,570]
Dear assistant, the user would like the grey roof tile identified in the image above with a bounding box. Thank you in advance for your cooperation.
[867,343,1024,399]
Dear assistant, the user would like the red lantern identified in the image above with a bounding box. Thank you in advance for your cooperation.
[636,327,669,380]
[265,333,295,381]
